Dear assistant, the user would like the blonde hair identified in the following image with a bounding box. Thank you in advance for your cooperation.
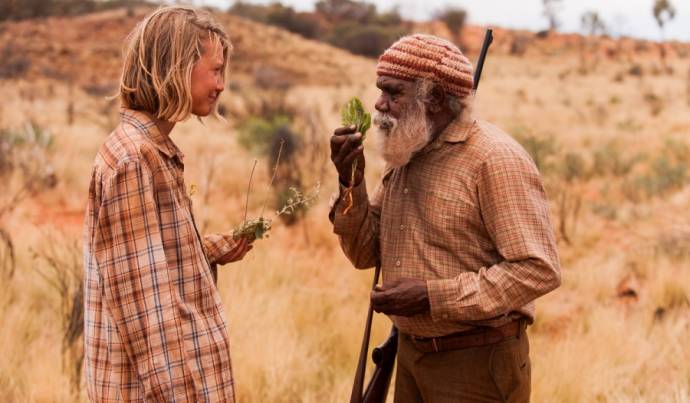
[117,6,232,121]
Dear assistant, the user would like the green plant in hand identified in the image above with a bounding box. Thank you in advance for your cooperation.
[340,97,371,214]
[232,141,320,241]
[341,97,372,138]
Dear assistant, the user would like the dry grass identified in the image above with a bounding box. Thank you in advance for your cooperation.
[0,9,689,403]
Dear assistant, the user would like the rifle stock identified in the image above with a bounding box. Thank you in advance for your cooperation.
[361,326,398,403]
[349,264,380,403]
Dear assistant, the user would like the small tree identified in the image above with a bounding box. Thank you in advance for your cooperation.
[542,0,563,32]
[581,11,607,36]
[653,0,676,71]
[436,7,467,43]
[579,11,607,72]
[653,0,676,39]
[315,0,376,24]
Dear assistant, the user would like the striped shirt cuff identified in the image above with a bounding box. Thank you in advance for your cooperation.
[329,178,369,235]
[427,278,460,322]
[203,233,236,266]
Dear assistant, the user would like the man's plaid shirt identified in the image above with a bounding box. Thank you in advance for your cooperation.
[330,117,561,338]
[83,109,240,402]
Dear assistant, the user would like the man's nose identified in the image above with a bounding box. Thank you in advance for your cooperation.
[375,97,388,113]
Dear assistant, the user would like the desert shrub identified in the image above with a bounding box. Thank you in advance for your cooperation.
[31,233,84,397]
[229,1,269,21]
[253,65,296,90]
[643,90,665,116]
[370,9,403,26]
[265,4,322,39]
[0,42,30,79]
[592,141,639,177]
[513,132,558,173]
[236,107,324,228]
[623,141,689,200]
[628,64,644,76]
[655,227,690,261]
[0,123,57,280]
[435,7,467,36]
[560,152,588,182]
[237,114,293,156]
[315,0,376,24]
[328,22,407,58]
[0,122,57,216]
[0,0,146,21]
[510,36,530,56]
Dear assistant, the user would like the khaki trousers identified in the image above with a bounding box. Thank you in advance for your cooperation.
[394,326,531,403]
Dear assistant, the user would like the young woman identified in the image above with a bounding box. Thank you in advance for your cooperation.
[83,6,250,401]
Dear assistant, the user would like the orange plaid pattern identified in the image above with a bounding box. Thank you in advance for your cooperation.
[83,109,239,402]
[330,118,561,337]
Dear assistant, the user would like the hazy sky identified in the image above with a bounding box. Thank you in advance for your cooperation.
[190,0,690,41]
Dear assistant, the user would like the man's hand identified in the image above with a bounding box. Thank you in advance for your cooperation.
[215,237,253,265]
[371,278,430,317]
[330,125,365,187]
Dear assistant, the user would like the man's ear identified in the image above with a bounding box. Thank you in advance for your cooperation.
[424,83,446,114]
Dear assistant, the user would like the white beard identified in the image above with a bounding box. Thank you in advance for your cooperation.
[374,100,433,168]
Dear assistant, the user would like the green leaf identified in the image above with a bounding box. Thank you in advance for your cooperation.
[341,97,371,138]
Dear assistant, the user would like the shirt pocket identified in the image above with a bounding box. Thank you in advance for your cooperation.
[421,189,476,240]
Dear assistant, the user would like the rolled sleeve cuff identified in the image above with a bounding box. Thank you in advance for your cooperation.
[427,278,459,322]
[329,178,369,235]
[202,233,236,266]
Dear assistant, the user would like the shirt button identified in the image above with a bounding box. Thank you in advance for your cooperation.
[399,224,405,230]
[403,188,409,194]
[395,260,401,267]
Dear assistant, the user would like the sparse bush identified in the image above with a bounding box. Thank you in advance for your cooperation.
[655,227,690,261]
[643,90,665,116]
[0,122,57,219]
[31,233,84,397]
[0,0,147,22]
[514,132,558,173]
[370,9,403,26]
[229,1,270,21]
[0,122,57,281]
[0,42,31,79]
[328,22,407,58]
[237,115,293,156]
[628,64,644,76]
[0,228,14,281]
[623,141,689,201]
[253,65,296,90]
[554,152,587,244]
[510,36,530,56]
[235,99,326,229]
[592,141,639,177]
[560,152,587,182]
[435,7,466,40]
[265,4,322,39]
[315,0,376,24]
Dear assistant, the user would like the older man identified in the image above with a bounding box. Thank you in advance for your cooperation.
[329,34,561,402]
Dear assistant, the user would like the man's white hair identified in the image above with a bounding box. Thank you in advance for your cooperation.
[415,78,474,123]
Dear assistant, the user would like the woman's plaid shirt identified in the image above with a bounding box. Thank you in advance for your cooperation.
[83,109,240,402]
[330,118,562,338]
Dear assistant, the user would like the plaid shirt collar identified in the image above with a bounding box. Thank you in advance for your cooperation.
[119,108,185,161]
[414,116,477,159]
[439,117,476,143]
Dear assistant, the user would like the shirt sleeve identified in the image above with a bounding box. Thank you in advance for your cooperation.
[93,159,196,402]
[203,232,239,266]
[328,176,386,269]
[427,144,562,322]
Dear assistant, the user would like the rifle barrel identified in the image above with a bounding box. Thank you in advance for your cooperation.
[472,29,494,92]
